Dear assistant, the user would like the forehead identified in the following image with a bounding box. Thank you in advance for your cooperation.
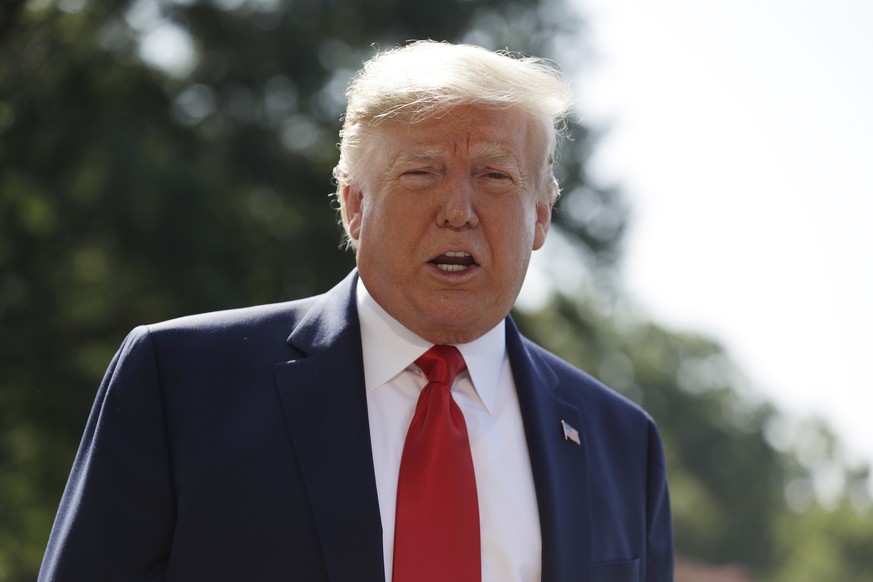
[373,105,540,165]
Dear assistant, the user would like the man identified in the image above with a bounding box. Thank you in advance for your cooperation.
[39,41,673,581]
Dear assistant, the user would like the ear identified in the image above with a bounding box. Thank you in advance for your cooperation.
[532,201,552,251]
[342,183,364,241]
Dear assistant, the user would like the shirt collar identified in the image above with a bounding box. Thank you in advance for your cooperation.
[356,278,505,414]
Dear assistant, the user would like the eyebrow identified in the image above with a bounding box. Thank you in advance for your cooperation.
[392,148,448,166]
[472,143,522,166]
[388,142,527,175]
[389,143,523,171]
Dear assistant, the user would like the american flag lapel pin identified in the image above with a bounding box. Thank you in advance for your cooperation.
[561,420,581,445]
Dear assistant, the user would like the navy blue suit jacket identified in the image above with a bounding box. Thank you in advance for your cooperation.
[40,271,673,581]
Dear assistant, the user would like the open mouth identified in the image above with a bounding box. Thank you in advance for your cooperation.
[429,251,477,273]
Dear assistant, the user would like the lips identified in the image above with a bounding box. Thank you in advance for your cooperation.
[429,251,477,272]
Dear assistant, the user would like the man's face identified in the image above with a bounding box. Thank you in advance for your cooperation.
[343,105,551,345]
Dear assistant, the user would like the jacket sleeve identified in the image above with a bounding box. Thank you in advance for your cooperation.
[645,419,674,582]
[39,326,176,582]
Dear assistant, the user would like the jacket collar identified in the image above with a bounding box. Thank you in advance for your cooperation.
[274,270,386,582]
[274,271,592,582]
[507,318,592,582]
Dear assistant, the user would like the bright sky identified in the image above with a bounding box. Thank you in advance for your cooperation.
[564,0,873,473]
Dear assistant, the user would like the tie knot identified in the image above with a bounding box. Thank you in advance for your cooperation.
[415,345,467,387]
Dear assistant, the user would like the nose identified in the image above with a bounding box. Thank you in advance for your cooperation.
[436,174,479,228]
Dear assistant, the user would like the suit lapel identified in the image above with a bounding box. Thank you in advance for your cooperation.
[273,272,385,582]
[271,275,592,582]
[506,318,593,582]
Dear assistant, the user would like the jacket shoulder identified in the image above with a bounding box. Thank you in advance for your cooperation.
[147,296,319,334]
[115,296,324,366]
[521,336,653,423]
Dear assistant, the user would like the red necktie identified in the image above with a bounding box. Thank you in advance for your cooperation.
[393,345,481,582]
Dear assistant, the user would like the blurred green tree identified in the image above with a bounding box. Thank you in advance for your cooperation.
[514,292,789,571]
[513,289,872,579]
[768,498,873,582]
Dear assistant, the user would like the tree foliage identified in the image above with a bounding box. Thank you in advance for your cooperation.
[514,288,872,580]
[0,0,869,580]
[515,296,779,563]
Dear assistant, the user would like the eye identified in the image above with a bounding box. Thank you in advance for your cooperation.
[401,169,436,180]
[398,168,439,189]
[478,168,517,184]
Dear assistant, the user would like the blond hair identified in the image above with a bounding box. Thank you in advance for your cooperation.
[333,40,574,244]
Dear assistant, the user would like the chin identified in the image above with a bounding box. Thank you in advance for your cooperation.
[420,314,498,345]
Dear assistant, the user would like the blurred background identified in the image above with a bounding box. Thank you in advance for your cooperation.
[1,0,870,580]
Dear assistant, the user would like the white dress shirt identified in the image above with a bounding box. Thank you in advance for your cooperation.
[356,279,542,582]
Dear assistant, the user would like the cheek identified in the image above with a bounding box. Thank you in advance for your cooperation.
[358,196,411,254]
[487,205,535,261]
[513,201,540,244]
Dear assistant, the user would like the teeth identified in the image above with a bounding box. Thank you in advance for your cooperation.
[436,264,469,272]
[444,251,471,257]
